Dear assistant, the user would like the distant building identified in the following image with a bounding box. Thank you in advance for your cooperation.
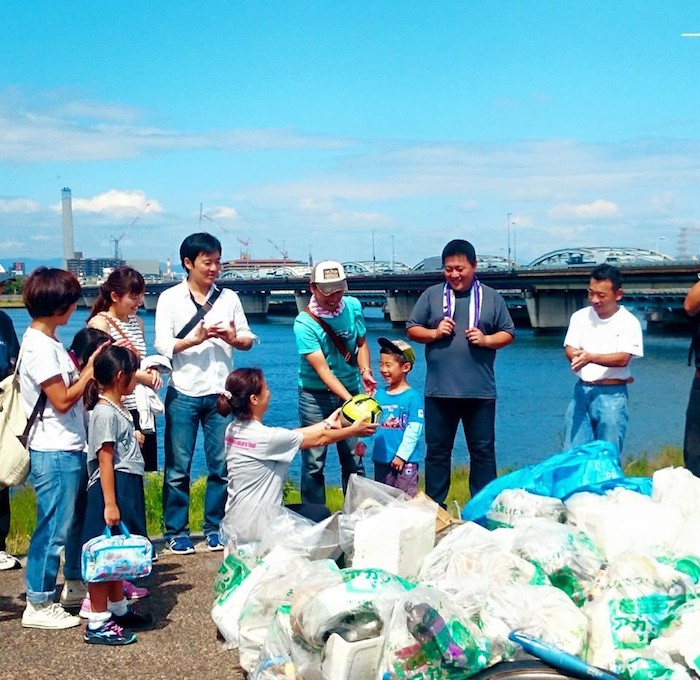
[67,256,125,281]
[221,257,306,278]
[126,259,162,282]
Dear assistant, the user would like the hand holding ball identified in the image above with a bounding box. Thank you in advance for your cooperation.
[340,394,383,431]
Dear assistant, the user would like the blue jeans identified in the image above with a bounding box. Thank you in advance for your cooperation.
[298,388,365,504]
[163,387,229,539]
[25,449,86,605]
[565,382,628,456]
[424,396,497,506]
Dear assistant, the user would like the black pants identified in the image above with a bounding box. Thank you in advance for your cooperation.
[0,487,9,551]
[424,396,497,507]
[131,409,158,472]
[684,375,700,477]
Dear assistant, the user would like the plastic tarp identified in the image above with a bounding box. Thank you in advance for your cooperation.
[462,441,626,525]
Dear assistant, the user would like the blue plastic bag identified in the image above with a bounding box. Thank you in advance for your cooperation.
[462,441,626,525]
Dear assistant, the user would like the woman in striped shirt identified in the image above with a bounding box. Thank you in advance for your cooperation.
[87,267,163,472]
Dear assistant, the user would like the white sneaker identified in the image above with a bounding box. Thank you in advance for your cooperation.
[59,579,87,607]
[0,550,21,570]
[21,602,81,629]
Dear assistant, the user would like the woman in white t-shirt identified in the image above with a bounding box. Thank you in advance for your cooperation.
[217,367,377,546]
[18,268,104,631]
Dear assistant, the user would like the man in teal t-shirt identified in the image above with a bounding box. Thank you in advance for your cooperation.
[293,260,376,504]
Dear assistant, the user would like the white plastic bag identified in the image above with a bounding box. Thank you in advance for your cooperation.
[510,518,604,606]
[290,567,411,650]
[486,488,566,529]
[566,488,683,562]
[419,521,546,591]
[211,545,296,649]
[584,553,695,671]
[479,583,589,659]
[239,557,336,674]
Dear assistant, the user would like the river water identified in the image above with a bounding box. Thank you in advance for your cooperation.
[5,306,692,485]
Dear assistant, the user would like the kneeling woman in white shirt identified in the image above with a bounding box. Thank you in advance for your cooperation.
[217,367,377,546]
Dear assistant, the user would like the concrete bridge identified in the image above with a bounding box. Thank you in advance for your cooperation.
[79,262,699,330]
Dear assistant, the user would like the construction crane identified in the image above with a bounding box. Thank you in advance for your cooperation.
[267,238,288,264]
[110,203,150,260]
[199,203,232,234]
[237,236,252,261]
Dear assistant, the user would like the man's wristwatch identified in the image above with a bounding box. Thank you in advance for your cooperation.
[322,420,333,430]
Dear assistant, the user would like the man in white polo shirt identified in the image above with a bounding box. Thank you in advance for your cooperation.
[563,264,643,456]
[155,232,255,554]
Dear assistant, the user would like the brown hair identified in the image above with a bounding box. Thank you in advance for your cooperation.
[216,367,265,419]
[23,267,81,318]
[87,266,146,321]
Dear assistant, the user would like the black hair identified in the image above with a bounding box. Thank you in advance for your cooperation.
[590,264,622,291]
[379,346,413,372]
[180,232,222,270]
[23,267,81,318]
[441,239,477,265]
[216,367,265,420]
[70,328,112,369]
[84,345,139,410]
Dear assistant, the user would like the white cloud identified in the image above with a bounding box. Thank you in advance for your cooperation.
[0,197,41,213]
[547,200,620,221]
[0,91,353,163]
[51,190,162,217]
[209,206,237,219]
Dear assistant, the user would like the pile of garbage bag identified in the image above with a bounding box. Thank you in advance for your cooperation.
[211,441,700,679]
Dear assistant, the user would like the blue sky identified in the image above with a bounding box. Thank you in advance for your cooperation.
[1,1,699,269]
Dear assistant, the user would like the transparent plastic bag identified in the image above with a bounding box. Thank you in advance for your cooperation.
[378,585,492,679]
[510,518,605,606]
[290,567,412,650]
[211,545,297,649]
[419,521,546,594]
[479,583,589,660]
[486,489,566,529]
[584,553,695,671]
[239,557,338,673]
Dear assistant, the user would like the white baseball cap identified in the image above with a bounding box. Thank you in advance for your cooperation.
[311,260,348,295]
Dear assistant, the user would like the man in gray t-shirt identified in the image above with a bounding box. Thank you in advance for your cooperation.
[407,239,514,506]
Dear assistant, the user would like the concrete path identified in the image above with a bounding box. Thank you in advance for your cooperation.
[0,540,246,680]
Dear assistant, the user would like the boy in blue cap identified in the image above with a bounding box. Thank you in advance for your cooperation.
[368,338,424,495]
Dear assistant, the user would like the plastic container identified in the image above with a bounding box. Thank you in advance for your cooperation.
[352,506,435,578]
[321,633,385,680]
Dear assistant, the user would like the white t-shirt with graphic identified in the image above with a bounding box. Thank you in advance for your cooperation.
[223,419,303,545]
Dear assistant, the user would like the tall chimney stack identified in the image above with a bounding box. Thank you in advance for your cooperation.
[61,187,75,268]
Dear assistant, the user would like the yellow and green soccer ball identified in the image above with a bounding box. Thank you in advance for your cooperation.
[340,394,383,427]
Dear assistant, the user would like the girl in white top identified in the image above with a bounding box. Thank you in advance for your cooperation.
[217,367,377,546]
[18,268,104,631]
[87,266,162,471]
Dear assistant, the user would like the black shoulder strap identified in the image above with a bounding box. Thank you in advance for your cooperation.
[18,390,48,447]
[176,287,223,339]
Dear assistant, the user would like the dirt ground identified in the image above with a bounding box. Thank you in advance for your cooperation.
[0,538,247,680]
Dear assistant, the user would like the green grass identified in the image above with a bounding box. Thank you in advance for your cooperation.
[6,446,685,555]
